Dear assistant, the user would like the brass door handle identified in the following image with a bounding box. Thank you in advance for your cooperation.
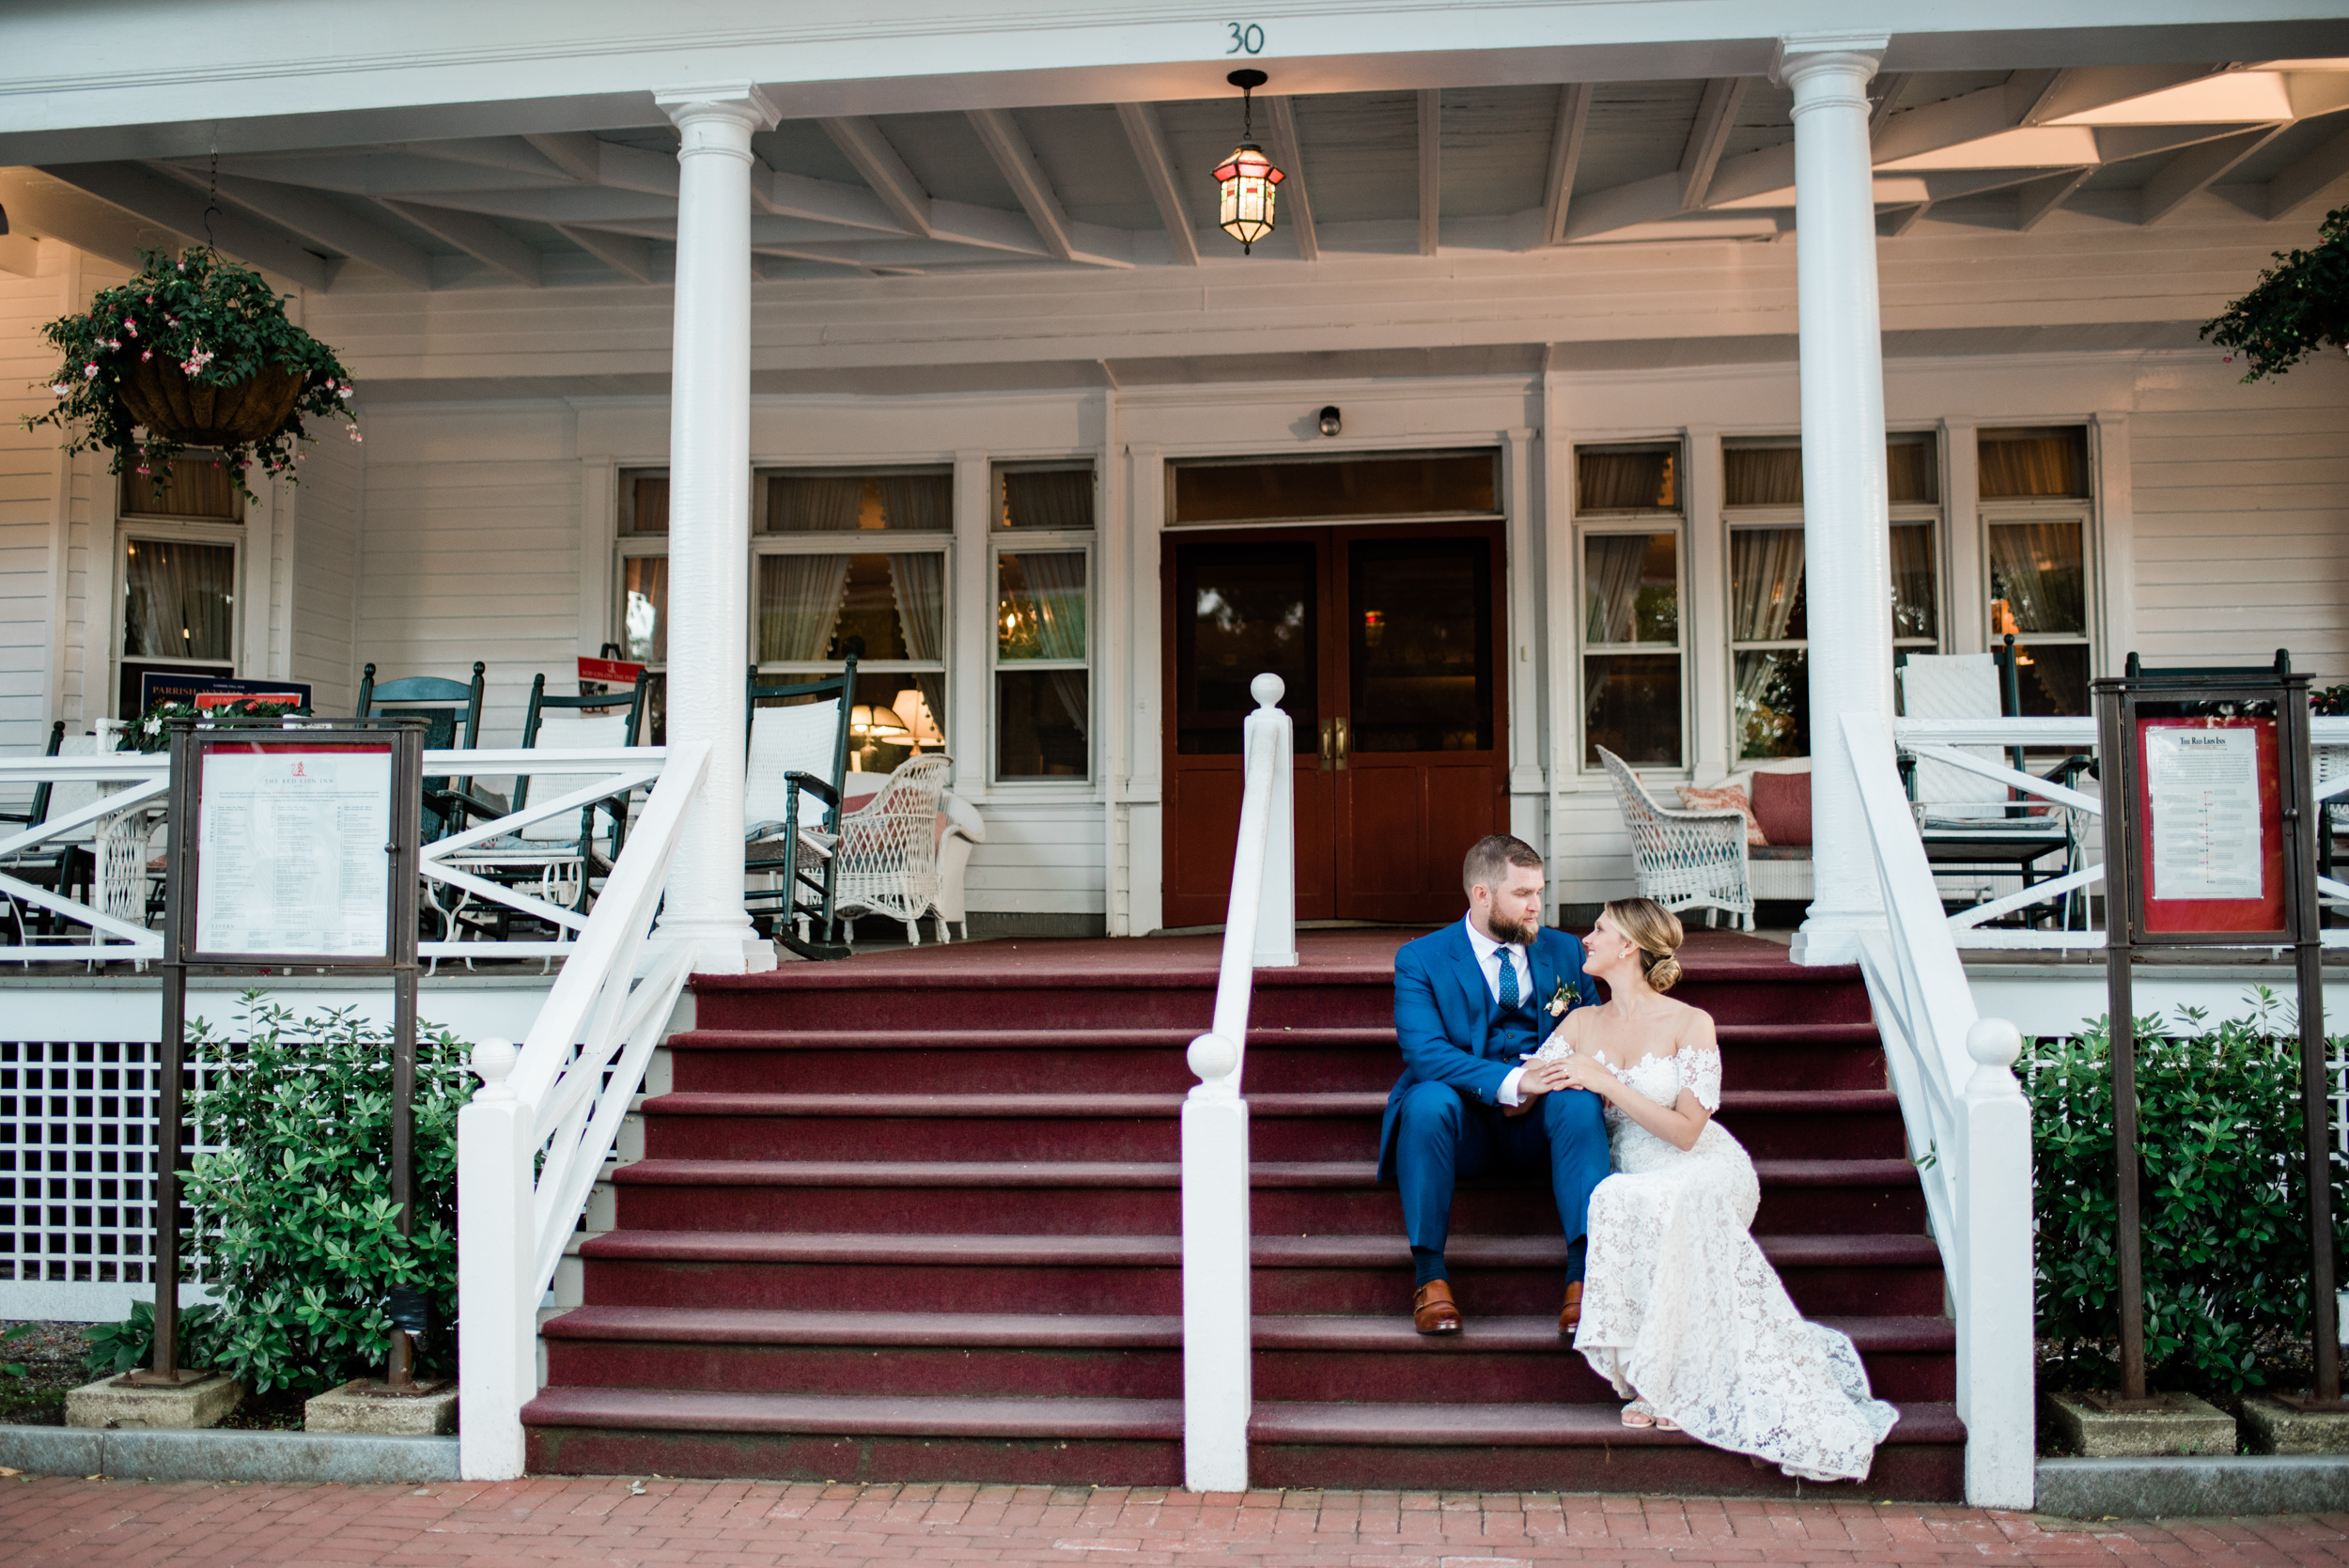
[1334,716,1350,770]
[1318,719,1335,771]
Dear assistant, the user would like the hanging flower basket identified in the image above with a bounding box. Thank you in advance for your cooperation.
[2202,205,2349,382]
[21,246,358,499]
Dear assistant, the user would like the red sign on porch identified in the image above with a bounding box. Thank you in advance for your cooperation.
[2132,714,2287,936]
[578,655,646,686]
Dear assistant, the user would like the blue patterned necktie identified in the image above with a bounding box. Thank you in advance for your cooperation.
[1497,948,1520,1014]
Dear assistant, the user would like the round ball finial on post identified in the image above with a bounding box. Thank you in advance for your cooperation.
[472,1038,521,1101]
[1188,1032,1239,1085]
[1249,673,1285,711]
[1965,1017,2025,1096]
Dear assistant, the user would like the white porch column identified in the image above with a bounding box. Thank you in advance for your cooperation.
[652,84,778,974]
[1780,37,1892,967]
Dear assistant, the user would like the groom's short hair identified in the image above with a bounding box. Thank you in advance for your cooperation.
[1463,834,1543,896]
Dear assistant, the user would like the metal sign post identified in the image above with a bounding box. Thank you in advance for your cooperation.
[2094,651,2338,1407]
[135,716,427,1392]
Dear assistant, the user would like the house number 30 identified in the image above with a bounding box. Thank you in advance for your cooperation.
[1226,22,1265,54]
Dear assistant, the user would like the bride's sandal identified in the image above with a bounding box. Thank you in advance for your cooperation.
[1620,1401,1657,1428]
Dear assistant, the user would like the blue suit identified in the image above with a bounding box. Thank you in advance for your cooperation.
[1380,919,1609,1271]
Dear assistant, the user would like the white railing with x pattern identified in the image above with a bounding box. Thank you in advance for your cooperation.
[1845,712,2035,1509]
[0,746,665,963]
[1892,716,2349,952]
[455,738,710,1482]
[1180,673,1297,1493]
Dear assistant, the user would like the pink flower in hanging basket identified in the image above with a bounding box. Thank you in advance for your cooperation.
[49,382,69,398]
[349,427,364,442]
[81,363,98,379]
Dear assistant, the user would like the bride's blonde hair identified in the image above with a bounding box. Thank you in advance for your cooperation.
[1601,896,1686,994]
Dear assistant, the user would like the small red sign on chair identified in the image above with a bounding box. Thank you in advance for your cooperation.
[579,655,646,685]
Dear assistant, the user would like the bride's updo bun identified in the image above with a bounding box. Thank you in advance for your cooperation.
[1602,895,1686,994]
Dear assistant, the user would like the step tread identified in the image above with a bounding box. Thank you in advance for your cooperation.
[580,1230,1943,1268]
[1248,1399,1962,1447]
[523,1387,1183,1439]
[611,1157,1921,1188]
[666,1022,1881,1050]
[693,961,1863,995]
[641,1089,1903,1119]
[541,1303,1953,1354]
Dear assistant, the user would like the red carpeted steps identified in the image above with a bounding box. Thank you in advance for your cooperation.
[523,930,1963,1496]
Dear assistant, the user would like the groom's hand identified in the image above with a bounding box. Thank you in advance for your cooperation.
[1516,1059,1576,1097]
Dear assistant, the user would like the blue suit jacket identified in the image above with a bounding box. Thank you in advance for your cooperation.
[1377,920,1603,1182]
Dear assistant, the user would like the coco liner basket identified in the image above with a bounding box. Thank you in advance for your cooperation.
[117,360,307,446]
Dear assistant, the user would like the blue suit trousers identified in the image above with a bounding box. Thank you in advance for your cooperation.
[1392,1078,1610,1263]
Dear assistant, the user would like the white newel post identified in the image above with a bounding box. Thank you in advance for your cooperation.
[458,1039,534,1481]
[651,83,779,975]
[1960,1017,2036,1509]
[1780,36,1893,967]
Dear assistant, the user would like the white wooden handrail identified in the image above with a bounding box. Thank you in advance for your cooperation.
[1180,673,1296,1493]
[455,738,711,1482]
[1843,711,2034,1508]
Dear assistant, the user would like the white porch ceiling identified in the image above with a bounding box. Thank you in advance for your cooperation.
[8,60,2349,291]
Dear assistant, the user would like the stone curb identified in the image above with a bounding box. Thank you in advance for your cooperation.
[2038,1455,2349,1518]
[0,1424,459,1484]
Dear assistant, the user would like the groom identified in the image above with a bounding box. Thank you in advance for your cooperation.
[1378,834,1606,1336]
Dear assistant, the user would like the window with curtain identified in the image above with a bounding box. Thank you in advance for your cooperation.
[1582,531,1682,767]
[997,551,1090,779]
[1577,444,1676,512]
[1979,427,2088,499]
[1987,518,2091,714]
[614,468,672,740]
[120,536,238,719]
[1725,434,1945,758]
[754,548,949,773]
[1000,467,1097,530]
[764,469,953,532]
[120,457,242,520]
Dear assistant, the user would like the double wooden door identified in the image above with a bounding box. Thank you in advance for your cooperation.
[1162,520,1507,927]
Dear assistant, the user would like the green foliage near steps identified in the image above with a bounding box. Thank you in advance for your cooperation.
[178,995,473,1396]
[2027,989,2349,1394]
[81,1299,215,1381]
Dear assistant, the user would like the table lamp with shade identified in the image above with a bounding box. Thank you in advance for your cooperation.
[848,703,910,769]
[892,688,943,750]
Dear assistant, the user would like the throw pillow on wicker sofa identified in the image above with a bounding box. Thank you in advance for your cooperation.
[1677,783,1766,846]
[1750,768,1812,846]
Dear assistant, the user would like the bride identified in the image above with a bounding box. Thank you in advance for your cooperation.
[1532,896,1899,1483]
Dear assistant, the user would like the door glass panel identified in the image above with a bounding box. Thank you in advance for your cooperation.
[1174,541,1317,757]
[1348,536,1492,753]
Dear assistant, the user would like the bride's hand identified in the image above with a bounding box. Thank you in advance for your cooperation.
[1547,1050,1621,1098]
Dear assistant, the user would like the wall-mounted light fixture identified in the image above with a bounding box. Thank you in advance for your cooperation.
[1317,406,1342,438]
[1213,69,1283,254]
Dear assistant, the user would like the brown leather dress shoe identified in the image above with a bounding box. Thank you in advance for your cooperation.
[1412,1280,1462,1335]
[1558,1281,1583,1333]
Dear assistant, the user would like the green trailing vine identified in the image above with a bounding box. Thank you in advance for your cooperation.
[2201,206,2349,382]
[21,246,358,499]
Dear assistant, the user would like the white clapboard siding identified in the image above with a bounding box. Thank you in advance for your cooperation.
[961,800,1107,915]
[0,262,68,768]
[290,427,364,713]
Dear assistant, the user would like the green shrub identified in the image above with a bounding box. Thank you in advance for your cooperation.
[2028,991,2349,1393]
[82,1299,215,1380]
[181,995,472,1394]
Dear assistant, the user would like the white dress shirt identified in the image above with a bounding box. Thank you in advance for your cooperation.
[1462,915,1537,1107]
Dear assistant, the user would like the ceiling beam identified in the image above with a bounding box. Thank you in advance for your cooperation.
[1113,101,1198,267]
[1418,88,1441,255]
[0,168,156,270]
[378,198,540,286]
[760,167,910,236]
[524,132,680,197]
[1679,77,1747,210]
[207,171,433,288]
[42,163,333,290]
[1261,96,1317,261]
[2015,165,2095,231]
[967,107,1076,262]
[820,116,933,239]
[554,223,656,283]
[1868,73,1911,139]
[2023,63,2223,125]
[1877,202,1931,237]
[382,136,568,180]
[2140,123,2292,225]
[1542,83,1591,246]
[2265,121,2349,219]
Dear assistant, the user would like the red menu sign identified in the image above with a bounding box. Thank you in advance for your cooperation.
[2134,714,2286,935]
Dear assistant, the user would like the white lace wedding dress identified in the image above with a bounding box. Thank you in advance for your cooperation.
[1532,1034,1900,1483]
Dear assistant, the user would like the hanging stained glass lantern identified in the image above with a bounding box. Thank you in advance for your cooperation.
[1214,69,1283,253]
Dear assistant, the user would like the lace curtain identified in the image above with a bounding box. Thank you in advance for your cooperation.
[878,475,953,532]
[1007,551,1088,735]
[757,554,852,661]
[1585,535,1652,645]
[1003,470,1095,530]
[124,540,236,660]
[1987,521,2086,634]
[768,475,866,533]
[1731,527,1806,717]
[1577,449,1674,511]
[1889,523,1937,641]
[887,551,948,739]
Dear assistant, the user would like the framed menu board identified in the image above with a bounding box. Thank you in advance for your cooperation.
[164,722,423,968]
[2135,715,2287,936]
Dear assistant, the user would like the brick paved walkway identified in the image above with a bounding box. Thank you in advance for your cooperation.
[0,1478,2343,1566]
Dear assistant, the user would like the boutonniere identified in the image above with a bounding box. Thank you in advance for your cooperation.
[1547,980,1573,1018]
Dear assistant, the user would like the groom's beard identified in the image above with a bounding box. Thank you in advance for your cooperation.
[1487,909,1541,946]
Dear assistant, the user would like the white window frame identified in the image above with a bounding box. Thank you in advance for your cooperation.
[1981,502,2096,714]
[1574,480,1690,776]
[113,518,245,719]
[989,534,1096,787]
[613,466,669,672]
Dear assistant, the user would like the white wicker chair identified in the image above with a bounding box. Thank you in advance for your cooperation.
[1597,747,1754,930]
[832,753,957,945]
